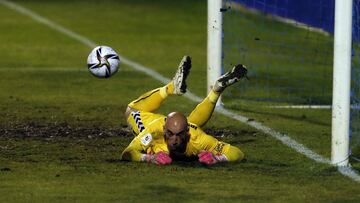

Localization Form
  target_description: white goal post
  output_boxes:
[207,0,223,96]
[331,0,353,166]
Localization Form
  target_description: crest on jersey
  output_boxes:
[141,133,152,146]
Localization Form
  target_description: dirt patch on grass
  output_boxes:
[0,122,132,138]
[205,128,257,139]
[0,122,255,139]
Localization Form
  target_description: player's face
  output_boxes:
[164,127,189,152]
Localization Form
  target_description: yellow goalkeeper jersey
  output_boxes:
[121,115,244,162]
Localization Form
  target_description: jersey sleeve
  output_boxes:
[120,131,153,162]
[192,128,244,162]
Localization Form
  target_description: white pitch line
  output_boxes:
[268,105,360,110]
[338,166,360,182]
[269,105,332,109]
[0,0,97,48]
[2,0,360,183]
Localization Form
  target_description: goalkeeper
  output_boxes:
[121,56,248,165]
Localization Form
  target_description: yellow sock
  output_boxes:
[128,84,170,112]
[166,82,174,95]
[187,90,220,127]
[207,90,220,103]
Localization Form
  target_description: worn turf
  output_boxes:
[1,123,360,202]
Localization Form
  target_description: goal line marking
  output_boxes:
[268,105,360,110]
[2,0,359,183]
[268,105,332,109]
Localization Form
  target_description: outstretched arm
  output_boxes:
[195,131,244,164]
[121,133,172,165]
[120,138,146,162]
[198,145,244,165]
[122,147,172,165]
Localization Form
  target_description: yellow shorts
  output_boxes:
[127,111,165,135]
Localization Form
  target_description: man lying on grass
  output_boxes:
[121,56,247,165]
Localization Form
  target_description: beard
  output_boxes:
[168,142,186,153]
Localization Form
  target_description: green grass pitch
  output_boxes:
[0,0,360,202]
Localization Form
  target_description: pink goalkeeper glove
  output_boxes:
[198,151,217,165]
[143,152,172,165]
[154,151,172,165]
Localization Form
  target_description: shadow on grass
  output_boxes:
[108,157,248,171]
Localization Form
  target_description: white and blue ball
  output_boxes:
[87,46,120,78]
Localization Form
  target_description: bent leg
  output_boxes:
[125,55,192,119]
[127,83,174,113]
[188,64,248,127]
[127,111,165,135]
[124,82,175,134]
[187,90,220,127]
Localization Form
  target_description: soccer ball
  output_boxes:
[87,46,120,78]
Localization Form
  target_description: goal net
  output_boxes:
[220,0,360,163]
[222,0,334,106]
